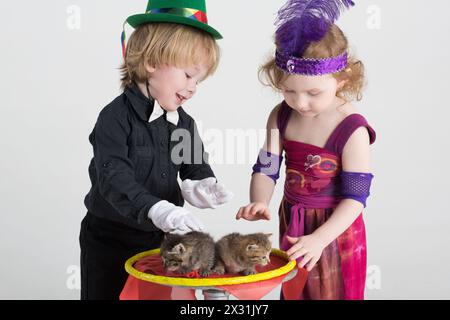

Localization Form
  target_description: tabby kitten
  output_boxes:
[214,233,272,276]
[160,231,216,277]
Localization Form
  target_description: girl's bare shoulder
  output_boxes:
[337,101,359,118]
[336,99,369,118]
[266,103,283,130]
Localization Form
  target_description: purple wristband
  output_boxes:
[252,150,284,183]
[340,171,374,207]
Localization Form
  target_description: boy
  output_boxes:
[80,0,232,300]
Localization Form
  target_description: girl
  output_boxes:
[80,0,232,300]
[237,0,376,300]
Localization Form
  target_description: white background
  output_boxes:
[1,0,449,299]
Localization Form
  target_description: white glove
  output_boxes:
[148,200,206,234]
[181,177,234,209]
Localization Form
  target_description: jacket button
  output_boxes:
[102,162,111,168]
[161,172,167,179]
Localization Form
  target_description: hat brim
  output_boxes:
[127,13,222,39]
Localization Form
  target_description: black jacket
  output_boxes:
[84,84,215,231]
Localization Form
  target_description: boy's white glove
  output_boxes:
[181,177,234,209]
[148,200,205,234]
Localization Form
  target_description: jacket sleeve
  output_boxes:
[92,109,162,224]
[178,119,215,181]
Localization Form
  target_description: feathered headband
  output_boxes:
[275,0,355,76]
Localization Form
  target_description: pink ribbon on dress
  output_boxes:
[281,187,341,262]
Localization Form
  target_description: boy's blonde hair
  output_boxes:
[120,23,220,89]
[259,24,365,101]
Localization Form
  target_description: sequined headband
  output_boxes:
[275,50,348,76]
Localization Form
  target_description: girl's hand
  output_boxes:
[236,202,271,221]
[286,234,327,272]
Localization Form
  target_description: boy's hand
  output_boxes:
[236,202,271,221]
[285,234,327,272]
[181,177,234,209]
[148,200,205,234]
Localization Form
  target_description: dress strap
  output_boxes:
[324,114,376,156]
[277,101,293,139]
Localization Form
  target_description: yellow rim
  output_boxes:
[125,248,296,287]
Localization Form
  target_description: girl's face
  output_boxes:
[146,63,208,112]
[281,74,343,117]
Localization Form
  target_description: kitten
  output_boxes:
[214,232,272,276]
[160,231,215,277]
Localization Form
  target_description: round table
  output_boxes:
[121,248,308,300]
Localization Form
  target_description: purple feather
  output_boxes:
[275,0,355,57]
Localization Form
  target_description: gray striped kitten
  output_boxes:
[160,231,216,277]
[214,233,272,276]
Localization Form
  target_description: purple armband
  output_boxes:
[252,149,284,183]
[340,171,374,207]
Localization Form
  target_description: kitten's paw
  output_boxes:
[213,266,225,275]
[199,269,212,277]
[179,267,191,275]
[242,269,257,276]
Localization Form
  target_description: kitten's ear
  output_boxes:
[169,243,186,254]
[265,233,273,239]
[246,244,259,251]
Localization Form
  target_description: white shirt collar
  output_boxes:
[148,100,179,126]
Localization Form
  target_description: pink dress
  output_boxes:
[277,101,376,300]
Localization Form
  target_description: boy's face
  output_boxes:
[146,63,209,112]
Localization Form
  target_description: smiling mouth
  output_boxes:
[176,93,187,104]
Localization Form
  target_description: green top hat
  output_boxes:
[126,0,222,39]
